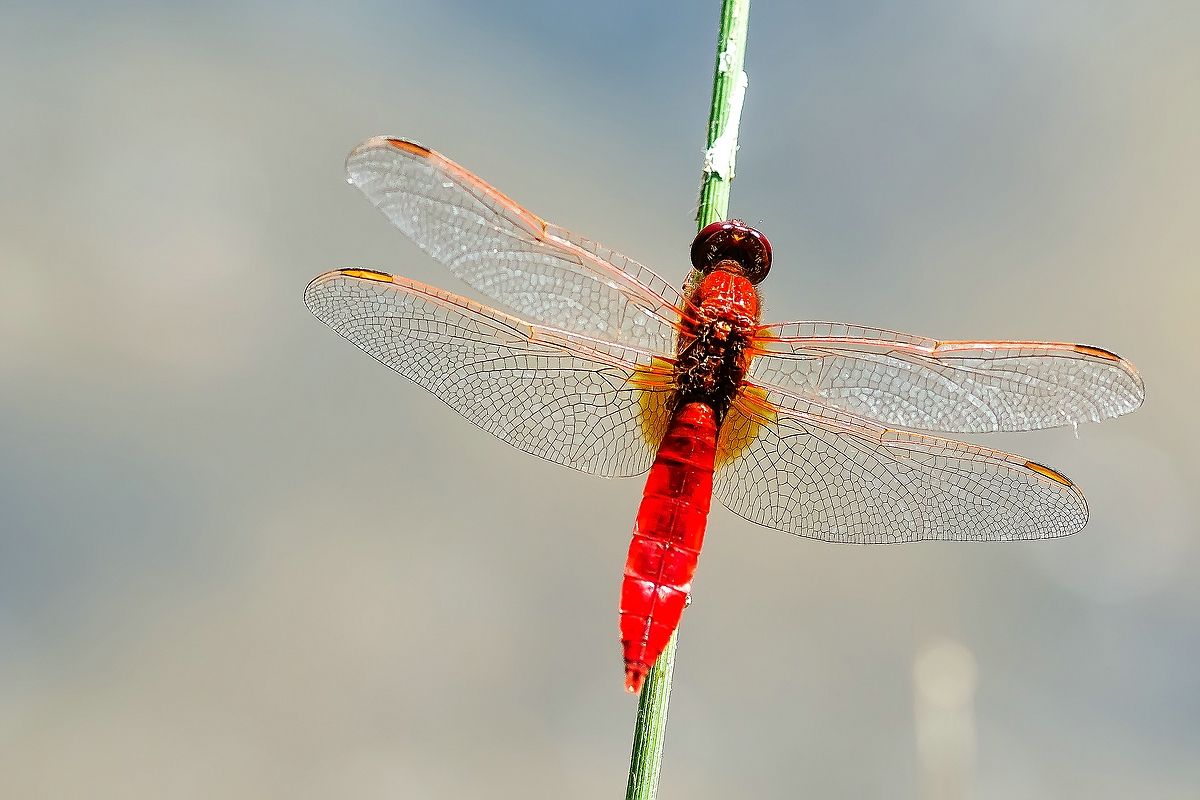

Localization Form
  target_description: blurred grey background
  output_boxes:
[0,1,1196,798]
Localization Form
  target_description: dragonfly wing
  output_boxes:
[345,137,684,356]
[713,384,1087,543]
[305,268,675,478]
[750,321,1144,433]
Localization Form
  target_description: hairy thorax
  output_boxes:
[674,265,761,424]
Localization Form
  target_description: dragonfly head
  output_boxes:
[690,220,772,285]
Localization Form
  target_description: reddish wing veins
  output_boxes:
[714,383,1088,543]
[749,321,1144,433]
[305,268,674,478]
[345,137,683,356]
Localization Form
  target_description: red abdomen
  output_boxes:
[620,401,718,693]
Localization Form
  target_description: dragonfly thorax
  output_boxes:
[675,269,761,425]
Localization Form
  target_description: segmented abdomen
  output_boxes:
[620,401,718,693]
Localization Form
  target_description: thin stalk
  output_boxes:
[624,2,752,800]
[624,631,677,800]
[697,0,752,229]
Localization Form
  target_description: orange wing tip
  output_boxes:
[1073,344,1122,362]
[625,667,648,694]
[339,268,394,283]
[383,137,432,157]
[1024,460,1074,487]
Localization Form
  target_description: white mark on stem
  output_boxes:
[703,70,749,180]
[718,35,737,73]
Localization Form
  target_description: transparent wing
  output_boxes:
[713,384,1088,543]
[305,268,676,478]
[749,321,1144,433]
[344,136,684,356]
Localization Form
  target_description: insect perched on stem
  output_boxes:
[306,137,1144,693]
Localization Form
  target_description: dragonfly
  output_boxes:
[306,137,1144,694]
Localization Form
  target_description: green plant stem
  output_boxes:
[624,2,751,800]
[624,631,677,800]
[697,0,752,228]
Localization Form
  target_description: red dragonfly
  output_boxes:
[306,137,1144,694]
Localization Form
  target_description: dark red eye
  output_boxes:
[689,220,772,285]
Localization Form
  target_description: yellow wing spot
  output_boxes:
[385,138,432,157]
[1024,460,1074,487]
[1074,344,1121,362]
[629,358,676,450]
[340,268,394,283]
[716,386,777,469]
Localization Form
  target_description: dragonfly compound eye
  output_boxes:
[689,220,772,285]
